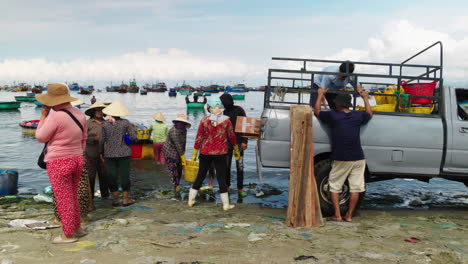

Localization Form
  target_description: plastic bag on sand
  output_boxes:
[33,193,53,203]
[8,219,60,230]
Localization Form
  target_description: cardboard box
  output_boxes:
[235,116,261,138]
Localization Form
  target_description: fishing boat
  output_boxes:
[106,85,119,92]
[226,84,247,93]
[79,86,94,95]
[195,92,204,96]
[204,85,220,93]
[31,86,43,94]
[204,93,212,96]
[179,90,192,96]
[146,82,167,92]
[127,79,139,93]
[69,83,81,91]
[15,95,36,102]
[168,88,177,97]
[19,120,40,129]
[140,89,147,95]
[34,101,42,107]
[0,101,21,110]
[232,94,245,100]
[118,84,128,93]
[11,83,30,92]
[26,93,35,97]
[186,102,205,109]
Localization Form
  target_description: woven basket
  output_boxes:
[183,160,199,183]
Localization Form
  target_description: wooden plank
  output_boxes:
[286,105,323,227]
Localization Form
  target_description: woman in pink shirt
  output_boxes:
[35,83,88,244]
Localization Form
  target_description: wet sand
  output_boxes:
[0,197,467,264]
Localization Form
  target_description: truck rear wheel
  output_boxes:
[314,158,365,217]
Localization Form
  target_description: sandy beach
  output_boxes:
[0,195,466,264]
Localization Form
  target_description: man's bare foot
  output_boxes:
[327,216,342,222]
[344,213,353,222]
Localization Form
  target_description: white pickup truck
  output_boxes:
[256,42,468,215]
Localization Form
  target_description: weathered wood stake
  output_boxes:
[286,105,323,227]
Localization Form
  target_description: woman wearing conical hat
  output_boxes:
[84,102,110,201]
[100,101,137,207]
[149,112,168,164]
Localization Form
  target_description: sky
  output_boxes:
[0,0,467,87]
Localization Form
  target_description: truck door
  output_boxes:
[444,88,468,173]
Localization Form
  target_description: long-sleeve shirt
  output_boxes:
[194,116,237,155]
[36,105,87,162]
[163,127,187,162]
[100,118,137,158]
[150,121,168,143]
[85,118,103,158]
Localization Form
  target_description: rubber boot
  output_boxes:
[188,188,198,207]
[220,192,235,211]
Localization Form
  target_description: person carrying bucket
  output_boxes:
[188,97,240,211]
[162,114,191,193]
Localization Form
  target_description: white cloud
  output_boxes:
[0,48,263,85]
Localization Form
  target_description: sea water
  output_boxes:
[0,90,466,209]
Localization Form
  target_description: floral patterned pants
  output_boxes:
[166,158,182,187]
[47,156,84,236]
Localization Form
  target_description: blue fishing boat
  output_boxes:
[69,83,81,91]
[34,101,42,107]
[226,84,247,93]
[168,88,177,97]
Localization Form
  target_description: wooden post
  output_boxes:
[286,105,323,227]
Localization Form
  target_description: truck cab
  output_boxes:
[256,42,468,215]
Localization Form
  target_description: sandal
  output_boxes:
[74,231,88,238]
[52,235,78,244]
[122,201,135,207]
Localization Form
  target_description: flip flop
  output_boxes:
[74,231,88,238]
[52,236,78,244]
[326,217,343,222]
[123,201,135,207]
[404,237,421,243]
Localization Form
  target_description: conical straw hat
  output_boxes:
[102,100,130,117]
[85,102,107,116]
[71,99,84,106]
[172,113,191,128]
[151,112,166,122]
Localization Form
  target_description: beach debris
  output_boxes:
[255,191,265,197]
[119,205,153,211]
[114,218,129,226]
[224,223,251,228]
[80,259,97,264]
[409,199,423,207]
[1,259,14,264]
[294,255,318,261]
[404,237,421,243]
[133,239,175,248]
[247,232,266,242]
[432,224,455,229]
[33,194,53,203]
[298,233,312,239]
[62,241,97,252]
[8,219,59,230]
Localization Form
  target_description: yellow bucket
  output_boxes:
[136,128,151,140]
[407,105,434,114]
[358,104,396,112]
[183,160,199,183]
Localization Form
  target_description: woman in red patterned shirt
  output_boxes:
[188,97,240,211]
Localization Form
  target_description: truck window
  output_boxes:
[456,89,468,121]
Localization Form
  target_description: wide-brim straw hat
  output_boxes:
[151,112,165,122]
[85,102,107,116]
[36,83,78,107]
[172,113,191,128]
[71,99,84,106]
[102,100,130,117]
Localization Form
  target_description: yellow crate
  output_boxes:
[136,128,151,140]
[183,160,199,183]
[405,105,434,114]
[358,104,396,112]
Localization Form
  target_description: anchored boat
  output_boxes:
[15,95,36,102]
[0,101,21,110]
[186,102,205,109]
[19,120,40,129]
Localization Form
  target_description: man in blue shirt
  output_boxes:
[312,62,355,110]
[314,86,373,222]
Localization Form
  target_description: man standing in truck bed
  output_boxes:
[314,87,373,222]
[312,62,356,110]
